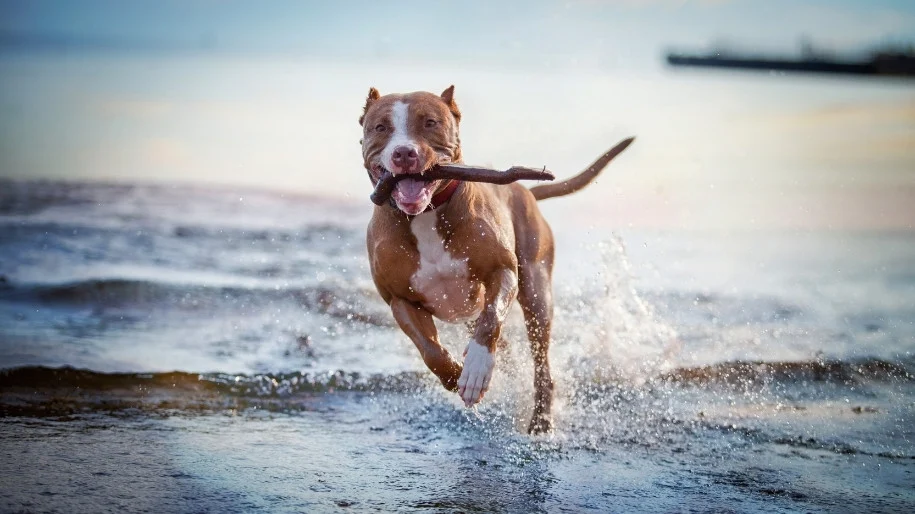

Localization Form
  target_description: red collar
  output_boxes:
[425,180,461,212]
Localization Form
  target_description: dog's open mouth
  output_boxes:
[372,164,442,216]
[392,177,440,215]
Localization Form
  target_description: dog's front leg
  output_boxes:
[458,268,518,407]
[390,297,463,391]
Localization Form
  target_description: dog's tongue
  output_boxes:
[396,178,427,199]
[393,178,433,212]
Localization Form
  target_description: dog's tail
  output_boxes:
[529,137,635,201]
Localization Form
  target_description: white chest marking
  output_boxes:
[409,212,481,322]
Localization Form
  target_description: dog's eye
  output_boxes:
[425,119,438,128]
[375,124,386,133]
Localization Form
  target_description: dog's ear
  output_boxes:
[359,87,381,126]
[440,85,461,123]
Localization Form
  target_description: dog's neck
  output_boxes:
[427,180,461,212]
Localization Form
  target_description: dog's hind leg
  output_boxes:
[518,262,555,434]
[390,298,463,391]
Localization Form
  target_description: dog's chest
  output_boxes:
[409,212,483,323]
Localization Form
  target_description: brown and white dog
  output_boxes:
[360,85,630,433]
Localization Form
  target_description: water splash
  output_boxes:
[553,234,681,385]
[463,234,682,436]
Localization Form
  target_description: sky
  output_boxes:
[1,0,913,230]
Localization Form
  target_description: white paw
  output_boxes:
[457,341,494,407]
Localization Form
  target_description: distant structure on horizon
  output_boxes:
[666,42,915,79]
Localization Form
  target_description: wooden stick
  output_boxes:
[370,164,555,206]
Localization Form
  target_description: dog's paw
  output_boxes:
[437,359,463,392]
[457,341,494,407]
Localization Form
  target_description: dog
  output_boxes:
[359,85,631,433]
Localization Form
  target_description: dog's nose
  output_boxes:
[391,146,419,173]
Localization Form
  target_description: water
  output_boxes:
[1,179,914,512]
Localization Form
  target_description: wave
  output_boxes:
[0,365,432,418]
[0,179,122,216]
[4,277,194,305]
[3,357,911,401]
[0,179,366,231]
[0,277,394,327]
[171,222,357,243]
[658,358,914,386]
[0,366,429,396]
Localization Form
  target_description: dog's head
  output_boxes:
[360,86,462,215]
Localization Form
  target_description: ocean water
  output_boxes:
[1,179,913,513]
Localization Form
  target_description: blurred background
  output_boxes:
[2,0,913,230]
[2,2,914,511]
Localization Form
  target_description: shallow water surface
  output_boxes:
[1,181,913,512]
